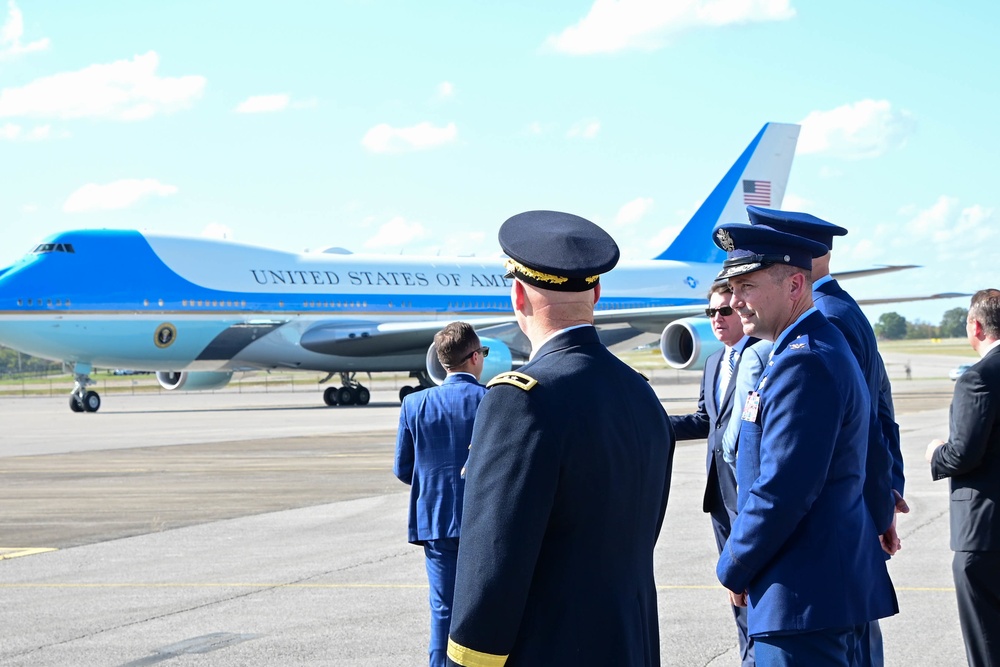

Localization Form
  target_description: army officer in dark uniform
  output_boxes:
[447,210,676,667]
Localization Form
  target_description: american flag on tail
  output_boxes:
[742,179,771,206]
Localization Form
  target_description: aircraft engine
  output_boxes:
[155,371,234,391]
[425,336,514,385]
[659,317,723,371]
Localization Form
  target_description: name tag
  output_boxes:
[742,391,761,423]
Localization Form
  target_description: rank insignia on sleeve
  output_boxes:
[486,371,538,391]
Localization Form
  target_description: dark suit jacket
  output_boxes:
[670,340,756,516]
[931,344,1000,552]
[717,311,898,635]
[394,373,487,544]
[449,326,675,666]
[814,278,899,531]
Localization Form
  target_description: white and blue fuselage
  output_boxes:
[0,229,716,373]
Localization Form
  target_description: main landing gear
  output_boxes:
[397,371,435,403]
[68,365,101,413]
[322,372,371,407]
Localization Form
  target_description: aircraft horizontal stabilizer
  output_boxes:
[832,265,920,281]
[855,292,971,306]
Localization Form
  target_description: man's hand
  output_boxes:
[893,489,909,514]
[880,515,901,555]
[727,588,747,608]
[925,438,945,463]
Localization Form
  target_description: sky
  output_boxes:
[1,0,996,327]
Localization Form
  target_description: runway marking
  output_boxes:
[0,581,957,592]
[0,547,58,560]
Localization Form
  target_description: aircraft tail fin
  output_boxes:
[654,122,800,263]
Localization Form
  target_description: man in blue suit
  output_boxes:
[394,321,488,667]
[670,280,757,666]
[745,207,907,667]
[713,224,898,666]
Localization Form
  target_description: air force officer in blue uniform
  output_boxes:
[395,321,488,667]
[746,207,906,667]
[713,224,898,666]
[447,211,675,667]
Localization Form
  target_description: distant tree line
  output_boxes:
[874,307,969,341]
[0,346,63,378]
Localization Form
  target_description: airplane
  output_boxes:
[0,122,952,413]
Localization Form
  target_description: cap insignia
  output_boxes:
[504,259,568,286]
[716,228,735,251]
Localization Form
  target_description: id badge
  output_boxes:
[742,391,761,423]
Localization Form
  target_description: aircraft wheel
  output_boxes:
[337,386,355,406]
[82,390,101,413]
[399,386,414,402]
[70,395,84,412]
[323,386,339,406]
[356,386,371,406]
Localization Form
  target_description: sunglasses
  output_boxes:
[458,346,490,364]
[705,306,734,317]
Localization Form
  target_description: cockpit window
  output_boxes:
[32,243,75,254]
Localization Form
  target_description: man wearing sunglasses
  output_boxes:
[669,281,757,666]
[394,321,489,667]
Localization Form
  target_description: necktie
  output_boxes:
[718,347,736,404]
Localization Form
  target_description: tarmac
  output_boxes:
[0,352,972,666]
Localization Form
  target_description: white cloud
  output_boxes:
[63,178,178,213]
[798,100,916,159]
[615,197,654,226]
[361,121,457,153]
[545,0,794,55]
[780,192,811,211]
[842,196,996,271]
[201,222,234,240]
[0,122,62,141]
[363,216,427,249]
[567,118,600,139]
[235,94,290,114]
[436,81,454,99]
[644,225,683,255]
[0,51,205,121]
[0,0,49,61]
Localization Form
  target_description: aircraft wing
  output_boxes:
[593,304,708,333]
[832,265,920,281]
[299,316,520,356]
[298,304,707,358]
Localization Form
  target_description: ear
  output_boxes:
[788,271,808,300]
[593,283,602,304]
[971,317,985,340]
[512,279,526,311]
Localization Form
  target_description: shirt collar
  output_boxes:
[772,307,818,355]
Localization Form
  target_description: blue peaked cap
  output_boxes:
[712,223,829,280]
[746,206,847,250]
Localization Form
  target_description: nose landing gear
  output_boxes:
[69,365,101,413]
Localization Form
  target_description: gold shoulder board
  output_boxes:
[486,371,538,391]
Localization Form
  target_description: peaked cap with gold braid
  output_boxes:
[499,210,620,292]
